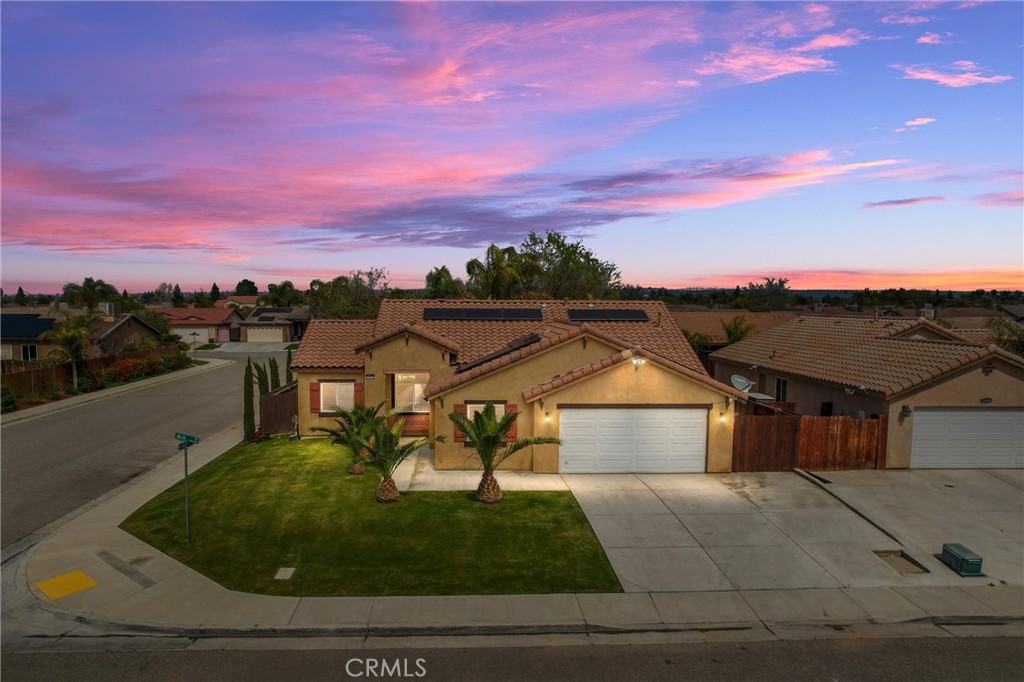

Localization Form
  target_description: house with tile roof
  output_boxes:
[1,314,56,363]
[239,307,311,343]
[292,299,746,473]
[154,307,245,344]
[710,316,1024,469]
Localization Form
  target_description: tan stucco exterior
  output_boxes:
[297,369,365,436]
[430,336,620,471]
[361,335,453,410]
[884,357,1024,468]
[430,336,737,473]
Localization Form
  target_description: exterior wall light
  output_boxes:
[719,410,726,423]
[545,411,551,423]
[900,405,912,419]
[633,357,645,368]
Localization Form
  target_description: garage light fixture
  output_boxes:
[719,410,727,423]
[633,357,645,368]
[900,405,912,419]
[545,411,551,423]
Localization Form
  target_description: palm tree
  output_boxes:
[40,314,93,387]
[448,402,560,504]
[466,244,531,299]
[311,401,390,475]
[351,418,431,503]
[722,315,754,344]
[986,317,1024,356]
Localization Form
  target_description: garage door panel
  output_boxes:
[560,407,707,473]
[911,408,1024,469]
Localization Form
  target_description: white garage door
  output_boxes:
[559,407,707,473]
[247,327,284,343]
[911,408,1024,469]
[172,327,208,344]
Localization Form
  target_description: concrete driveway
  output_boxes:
[561,470,1024,594]
[815,469,1024,586]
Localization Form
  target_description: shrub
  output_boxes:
[142,357,163,376]
[162,352,190,371]
[107,358,146,384]
[1,385,16,414]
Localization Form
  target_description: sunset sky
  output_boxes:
[2,1,1022,294]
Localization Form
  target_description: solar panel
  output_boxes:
[258,316,276,322]
[567,309,649,322]
[423,308,455,320]
[500,308,543,321]
[465,308,503,320]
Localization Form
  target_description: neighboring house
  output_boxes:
[89,314,163,356]
[292,300,746,474]
[0,314,56,363]
[155,307,245,344]
[240,307,310,342]
[995,304,1024,323]
[710,316,1024,470]
[214,295,261,309]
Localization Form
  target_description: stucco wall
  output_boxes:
[296,370,365,436]
[430,336,619,471]
[432,338,736,473]
[536,360,736,473]
[714,361,886,417]
[885,358,1024,468]
[362,335,454,411]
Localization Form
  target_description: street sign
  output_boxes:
[174,432,200,444]
[178,442,191,451]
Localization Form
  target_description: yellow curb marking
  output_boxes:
[35,570,98,600]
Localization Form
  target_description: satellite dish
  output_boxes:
[731,375,753,392]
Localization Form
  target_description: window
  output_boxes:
[21,345,37,362]
[320,381,355,413]
[393,372,430,413]
[775,377,788,403]
[466,401,506,419]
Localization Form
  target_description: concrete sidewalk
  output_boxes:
[4,439,1022,652]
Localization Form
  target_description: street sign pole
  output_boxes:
[183,444,191,546]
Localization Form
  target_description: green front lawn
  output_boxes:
[121,439,621,596]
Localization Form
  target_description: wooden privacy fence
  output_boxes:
[259,381,298,435]
[0,345,179,401]
[733,413,887,472]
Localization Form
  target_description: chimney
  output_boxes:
[873,308,878,321]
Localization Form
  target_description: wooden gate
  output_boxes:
[733,414,887,472]
[259,381,298,435]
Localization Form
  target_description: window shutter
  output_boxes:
[309,382,320,414]
[506,404,518,443]
[453,404,468,443]
[354,382,365,407]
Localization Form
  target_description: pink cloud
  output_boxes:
[863,196,945,209]
[972,191,1024,207]
[916,32,948,45]
[905,117,937,127]
[880,14,933,26]
[894,61,1013,87]
[793,29,868,52]
[697,44,833,84]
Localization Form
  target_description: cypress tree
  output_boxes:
[268,357,281,391]
[285,348,294,384]
[243,358,255,438]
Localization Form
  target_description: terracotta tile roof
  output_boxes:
[355,323,461,353]
[214,295,260,308]
[155,307,235,325]
[710,316,1022,397]
[241,307,311,326]
[290,319,376,370]
[523,347,749,403]
[423,324,585,398]
[949,328,998,344]
[669,310,797,343]
[374,299,701,371]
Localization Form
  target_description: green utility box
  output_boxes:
[939,543,983,576]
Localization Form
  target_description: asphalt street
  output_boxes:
[3,637,1022,682]
[0,350,284,548]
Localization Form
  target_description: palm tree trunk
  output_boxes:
[475,472,502,504]
[376,477,400,503]
[348,460,365,475]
